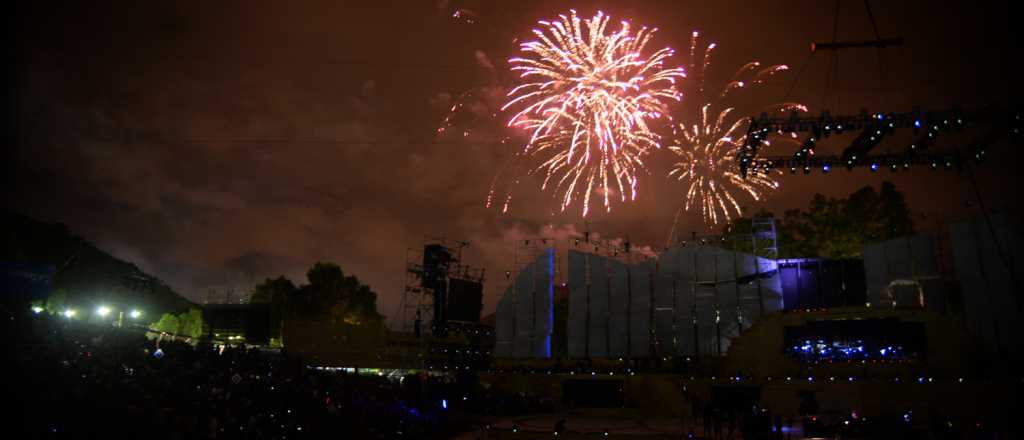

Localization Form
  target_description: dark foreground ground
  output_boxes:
[6,305,1015,439]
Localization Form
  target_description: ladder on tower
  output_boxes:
[751,217,779,259]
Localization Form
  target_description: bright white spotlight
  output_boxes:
[96,306,111,317]
[63,309,77,318]
[31,306,44,314]
[130,309,142,319]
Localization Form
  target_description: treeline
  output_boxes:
[2,211,194,316]
[248,262,385,344]
[720,181,915,258]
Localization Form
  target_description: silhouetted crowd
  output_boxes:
[7,309,469,439]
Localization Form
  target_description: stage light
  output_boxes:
[902,162,910,170]
[803,166,811,174]
[63,309,76,318]
[130,310,142,319]
[890,163,898,172]
[32,306,44,314]
[870,163,879,172]
[822,164,830,173]
[789,166,797,174]
[96,306,111,317]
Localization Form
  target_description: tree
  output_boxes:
[177,308,205,339]
[299,262,383,325]
[44,289,68,315]
[876,181,914,238]
[250,276,296,340]
[242,262,387,350]
[151,309,204,339]
[250,276,297,304]
[152,313,180,334]
[721,181,915,258]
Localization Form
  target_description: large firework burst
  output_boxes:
[499,10,685,217]
[668,31,804,226]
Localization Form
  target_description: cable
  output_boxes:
[863,0,882,40]
[781,53,813,104]
[822,0,842,111]
[963,158,1023,312]
[864,0,888,94]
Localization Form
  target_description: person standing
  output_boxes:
[714,409,723,440]
[703,406,713,439]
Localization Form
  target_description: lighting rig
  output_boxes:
[737,107,1021,178]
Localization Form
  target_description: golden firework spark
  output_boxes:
[669,31,804,225]
[499,10,685,217]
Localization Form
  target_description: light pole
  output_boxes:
[63,309,76,328]
[128,309,142,329]
[96,306,111,326]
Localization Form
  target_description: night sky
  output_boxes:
[7,0,1017,319]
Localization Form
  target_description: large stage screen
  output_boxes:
[447,278,483,323]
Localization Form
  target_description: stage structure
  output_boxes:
[778,258,868,310]
[399,238,485,338]
[494,239,557,358]
[863,234,943,309]
[737,106,1018,178]
[497,240,783,359]
[950,215,1024,362]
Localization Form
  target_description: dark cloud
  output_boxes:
[9,0,1017,323]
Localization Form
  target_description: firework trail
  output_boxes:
[498,10,685,217]
[436,86,505,138]
[435,3,512,138]
[667,31,805,227]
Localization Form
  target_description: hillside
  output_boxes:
[1,211,194,316]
